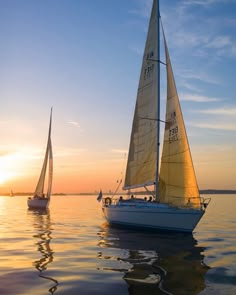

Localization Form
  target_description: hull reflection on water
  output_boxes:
[29,208,58,294]
[98,226,210,295]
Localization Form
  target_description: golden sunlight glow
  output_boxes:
[0,171,13,185]
[0,150,35,187]
[0,157,19,185]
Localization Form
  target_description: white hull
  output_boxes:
[27,197,50,209]
[102,202,205,233]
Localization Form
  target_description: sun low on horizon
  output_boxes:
[0,144,53,194]
[0,153,20,185]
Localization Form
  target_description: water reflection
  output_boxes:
[98,226,210,295]
[29,209,58,294]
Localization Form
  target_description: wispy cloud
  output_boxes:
[179,81,201,93]
[198,107,236,115]
[180,0,235,9]
[161,0,236,60]
[191,122,236,131]
[179,70,220,85]
[206,35,232,49]
[203,34,236,58]
[67,121,80,127]
[180,93,221,102]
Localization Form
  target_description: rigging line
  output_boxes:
[146,58,166,66]
[120,152,127,178]
[111,153,127,199]
[111,179,122,199]
[139,116,167,123]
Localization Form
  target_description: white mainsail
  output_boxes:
[124,0,159,190]
[34,108,53,198]
[158,29,200,208]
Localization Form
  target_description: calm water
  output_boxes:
[0,194,235,295]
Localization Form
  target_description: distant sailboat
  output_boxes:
[100,0,210,232]
[28,108,53,209]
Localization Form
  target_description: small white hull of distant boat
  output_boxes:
[27,197,50,209]
[102,203,205,233]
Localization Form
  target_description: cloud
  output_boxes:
[203,34,236,58]
[179,0,234,9]
[67,121,80,127]
[198,107,236,115]
[160,1,236,60]
[206,35,232,49]
[179,81,201,93]
[180,93,221,102]
[190,122,236,131]
[179,70,220,85]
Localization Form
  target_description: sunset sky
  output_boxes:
[0,0,235,194]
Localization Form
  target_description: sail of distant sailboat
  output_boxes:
[28,108,53,209]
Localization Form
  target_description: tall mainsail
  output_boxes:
[34,109,52,197]
[124,0,159,190]
[159,30,200,208]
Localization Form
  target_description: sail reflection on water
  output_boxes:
[98,226,209,295]
[29,209,58,294]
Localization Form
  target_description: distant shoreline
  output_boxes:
[1,189,236,196]
[199,189,236,194]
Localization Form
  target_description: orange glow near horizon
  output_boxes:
[0,149,126,194]
[0,145,235,194]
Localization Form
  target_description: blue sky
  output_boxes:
[0,0,235,193]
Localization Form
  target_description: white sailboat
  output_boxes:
[100,0,210,233]
[28,108,53,209]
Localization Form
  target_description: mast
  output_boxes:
[155,0,160,201]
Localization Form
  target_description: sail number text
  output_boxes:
[169,126,178,143]
[144,64,154,80]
